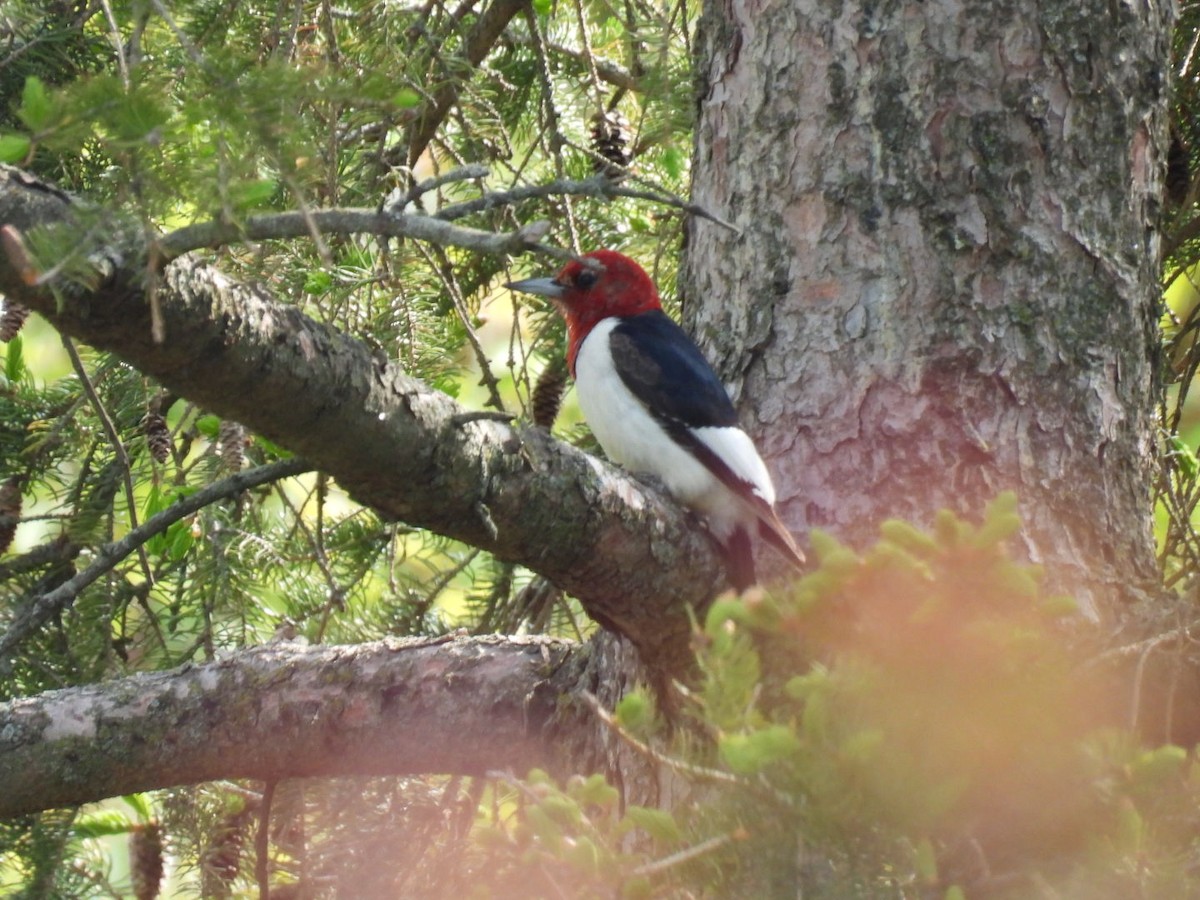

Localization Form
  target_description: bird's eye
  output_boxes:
[575,269,598,289]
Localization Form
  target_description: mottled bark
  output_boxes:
[687,0,1171,619]
[0,634,647,818]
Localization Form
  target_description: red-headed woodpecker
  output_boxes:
[507,249,804,590]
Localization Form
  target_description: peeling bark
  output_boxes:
[686,0,1170,619]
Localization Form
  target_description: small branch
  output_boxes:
[0,536,81,583]
[633,832,741,878]
[507,34,640,91]
[256,780,275,899]
[61,336,154,586]
[1083,621,1200,666]
[580,691,745,787]
[0,458,313,663]
[406,0,528,166]
[157,208,551,261]
[435,175,740,234]
[383,163,491,213]
[34,182,722,271]
[96,0,130,93]
[420,242,507,410]
[605,182,739,234]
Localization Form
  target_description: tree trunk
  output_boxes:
[686,0,1171,619]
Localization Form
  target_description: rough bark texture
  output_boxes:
[0,635,593,817]
[0,166,720,672]
[686,0,1171,619]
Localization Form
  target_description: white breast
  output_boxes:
[573,319,775,538]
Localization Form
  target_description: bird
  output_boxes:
[507,249,805,590]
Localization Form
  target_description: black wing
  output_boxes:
[608,311,738,430]
[608,312,753,495]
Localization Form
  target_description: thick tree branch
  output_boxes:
[0,165,723,672]
[0,635,584,818]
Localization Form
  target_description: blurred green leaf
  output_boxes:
[719,725,801,775]
[229,178,278,212]
[122,793,153,821]
[1168,434,1198,480]
[195,414,221,439]
[661,145,684,180]
[4,334,25,383]
[305,270,334,295]
[0,134,31,163]
[614,689,654,734]
[623,806,682,845]
[18,76,53,131]
[73,810,132,839]
[571,773,619,810]
[393,88,422,108]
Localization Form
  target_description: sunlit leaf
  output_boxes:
[18,76,53,131]
[0,134,31,163]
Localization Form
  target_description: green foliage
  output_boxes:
[0,134,31,164]
[615,687,658,736]
[462,500,1200,898]
[462,769,671,898]
[17,75,54,133]
[3,334,25,384]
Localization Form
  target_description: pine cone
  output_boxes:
[218,421,247,472]
[203,808,252,894]
[129,822,164,900]
[532,358,568,428]
[0,301,30,342]
[590,111,632,178]
[1167,127,1192,208]
[0,477,21,556]
[142,412,172,464]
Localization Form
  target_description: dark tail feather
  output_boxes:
[724,526,757,592]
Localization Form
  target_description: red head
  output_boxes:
[507,250,662,372]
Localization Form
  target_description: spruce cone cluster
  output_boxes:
[590,110,632,178]
[0,301,30,342]
[532,357,568,428]
[129,822,164,900]
[203,807,253,893]
[142,412,172,464]
[0,477,21,556]
[218,420,247,471]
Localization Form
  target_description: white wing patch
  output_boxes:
[690,425,777,506]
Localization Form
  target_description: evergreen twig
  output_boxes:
[0,458,313,662]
